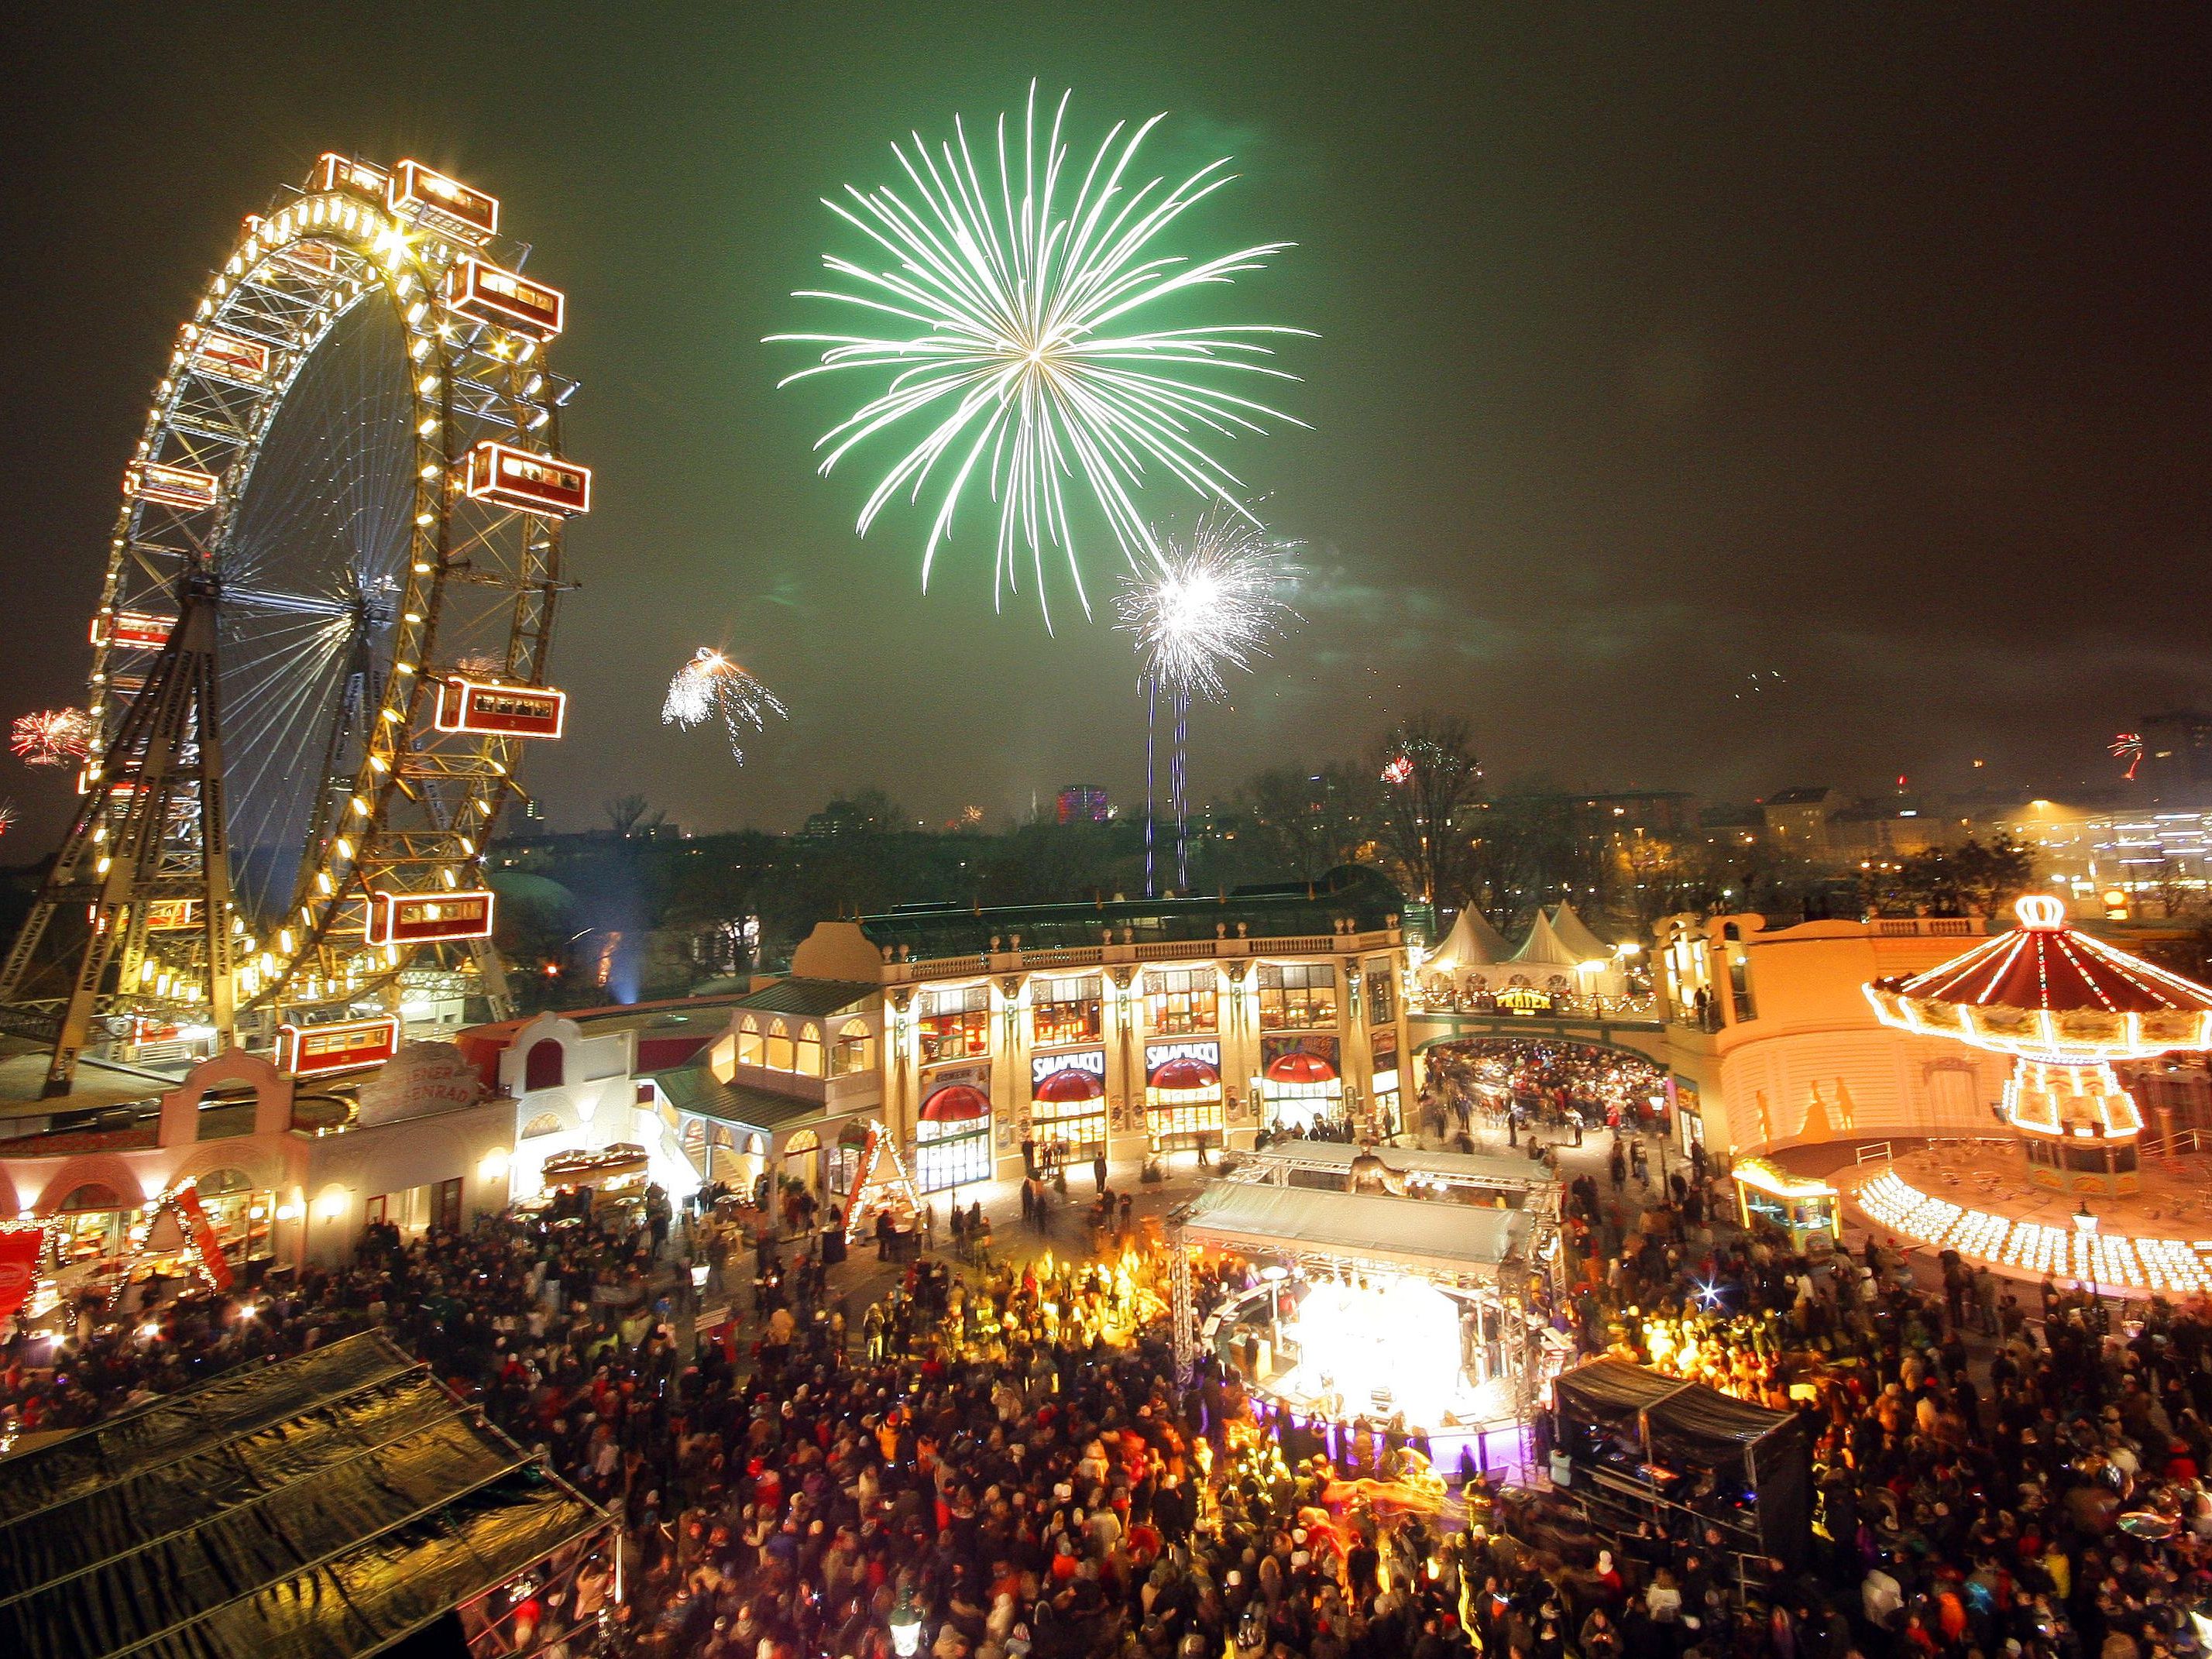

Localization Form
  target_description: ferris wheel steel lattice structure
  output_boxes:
[0,153,589,1094]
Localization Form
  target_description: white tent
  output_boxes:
[1545,903,1616,964]
[1425,906,1510,975]
[1506,910,1627,998]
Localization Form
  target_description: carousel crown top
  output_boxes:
[1865,894,2212,1062]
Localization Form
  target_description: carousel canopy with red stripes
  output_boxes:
[919,1084,991,1122]
[1265,1050,1337,1085]
[1033,1066,1104,1104]
[1884,895,2212,1016]
[1149,1056,1220,1091]
[1865,895,2212,1062]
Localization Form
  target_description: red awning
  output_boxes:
[920,1084,991,1123]
[1266,1051,1338,1085]
[1033,1067,1104,1104]
[1149,1056,1220,1091]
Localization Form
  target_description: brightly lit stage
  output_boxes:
[1841,1139,2212,1297]
[1171,1180,1569,1476]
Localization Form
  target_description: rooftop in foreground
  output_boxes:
[0,1330,610,1659]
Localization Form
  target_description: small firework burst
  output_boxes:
[11,708,93,767]
[2111,732,2145,780]
[661,649,788,763]
[0,800,16,836]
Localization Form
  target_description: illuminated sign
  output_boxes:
[1031,1049,1107,1091]
[193,329,270,386]
[125,462,218,510]
[311,153,391,201]
[389,160,498,242]
[364,888,495,946]
[1145,1039,1221,1084]
[450,258,565,338]
[92,610,176,649]
[1495,987,1553,1013]
[460,441,590,517]
[433,675,566,739]
[143,898,200,931]
[277,1016,401,1077]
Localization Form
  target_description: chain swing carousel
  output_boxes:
[1852,895,2212,1294]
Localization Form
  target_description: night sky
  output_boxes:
[3,5,2208,846]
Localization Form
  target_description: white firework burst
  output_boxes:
[661,648,789,764]
[771,82,1310,624]
[1115,512,1295,703]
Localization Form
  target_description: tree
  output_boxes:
[1371,713,1483,909]
[603,793,665,837]
[1240,763,1376,882]
[1874,835,2035,919]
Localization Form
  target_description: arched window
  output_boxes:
[524,1039,565,1093]
[520,1111,563,1139]
[191,1167,252,1197]
[59,1182,124,1212]
[830,1020,874,1077]
[785,1128,820,1155]
[795,1023,824,1077]
[737,1015,764,1068]
[765,1020,795,1072]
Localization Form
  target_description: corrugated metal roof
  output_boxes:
[0,1331,609,1659]
[651,1062,826,1132]
[859,866,1403,961]
[1173,1180,1532,1276]
[727,978,879,1016]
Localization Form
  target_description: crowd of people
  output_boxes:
[1417,1041,1672,1152]
[8,1102,2212,1659]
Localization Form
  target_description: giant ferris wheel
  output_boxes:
[0,153,588,1094]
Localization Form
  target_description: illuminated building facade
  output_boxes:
[1055,784,1112,824]
[659,867,1413,1197]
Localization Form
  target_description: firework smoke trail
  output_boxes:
[1116,512,1296,892]
[11,708,92,767]
[661,649,789,764]
[771,82,1310,627]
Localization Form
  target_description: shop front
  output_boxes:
[1369,1025,1401,1134]
[916,1063,992,1194]
[1030,1049,1108,1166]
[1146,1041,1224,1152]
[1261,1036,1341,1132]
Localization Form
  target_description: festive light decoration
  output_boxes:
[841,1119,926,1242]
[660,648,788,763]
[11,707,93,766]
[1853,1167,2212,1297]
[1114,511,1294,891]
[1867,893,2212,1196]
[2111,731,2145,780]
[770,83,1310,623]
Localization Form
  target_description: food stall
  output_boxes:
[1730,1156,1841,1253]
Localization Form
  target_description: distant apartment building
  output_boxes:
[1761,787,1843,857]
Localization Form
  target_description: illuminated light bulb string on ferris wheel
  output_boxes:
[1115,511,1296,894]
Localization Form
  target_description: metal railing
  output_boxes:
[881,927,1403,984]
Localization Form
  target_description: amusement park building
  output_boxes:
[1652,912,2014,1159]
[608,868,1417,1204]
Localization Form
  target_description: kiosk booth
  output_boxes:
[1550,1356,1811,1569]
[1730,1157,1841,1253]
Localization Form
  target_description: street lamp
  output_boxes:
[888,1585,922,1657]
[2074,1201,2100,1305]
